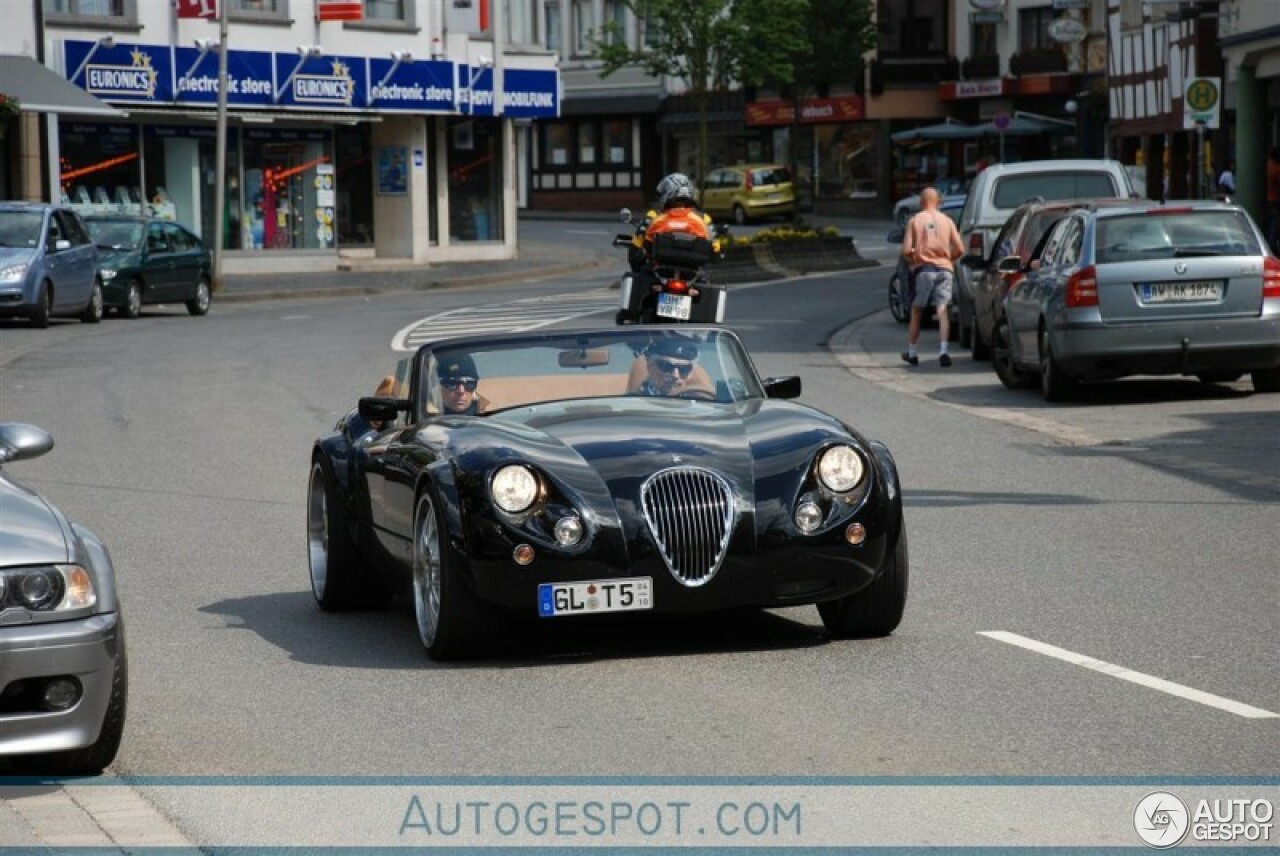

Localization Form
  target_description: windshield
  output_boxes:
[1095,210,1263,263]
[992,173,1120,209]
[0,211,44,248]
[85,219,145,250]
[423,328,763,416]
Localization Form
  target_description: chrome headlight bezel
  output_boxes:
[490,464,541,515]
[815,444,867,494]
[0,563,98,616]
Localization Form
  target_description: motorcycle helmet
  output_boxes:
[656,172,697,210]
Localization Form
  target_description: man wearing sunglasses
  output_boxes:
[636,338,702,397]
[438,353,483,415]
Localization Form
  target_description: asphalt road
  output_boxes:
[0,221,1276,845]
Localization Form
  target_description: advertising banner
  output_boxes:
[65,41,175,104]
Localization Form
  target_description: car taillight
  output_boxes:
[968,232,984,258]
[1065,265,1098,307]
[667,279,689,294]
[1265,256,1280,299]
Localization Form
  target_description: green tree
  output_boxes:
[596,0,806,195]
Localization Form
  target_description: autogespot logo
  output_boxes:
[1135,792,1191,848]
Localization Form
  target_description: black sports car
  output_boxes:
[308,326,907,660]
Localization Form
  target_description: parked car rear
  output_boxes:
[0,202,103,328]
[1001,200,1280,400]
[697,164,795,224]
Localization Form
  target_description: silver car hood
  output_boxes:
[0,477,70,566]
[0,246,37,267]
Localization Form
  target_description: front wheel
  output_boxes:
[121,279,143,319]
[187,277,211,316]
[888,274,909,323]
[80,279,103,324]
[30,281,51,329]
[818,526,908,638]
[733,204,748,226]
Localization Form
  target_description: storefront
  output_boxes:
[56,38,557,272]
[744,95,874,211]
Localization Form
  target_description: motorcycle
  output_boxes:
[614,207,729,325]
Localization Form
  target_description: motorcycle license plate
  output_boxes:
[657,292,692,320]
[538,577,654,617]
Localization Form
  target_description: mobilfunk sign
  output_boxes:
[62,39,556,117]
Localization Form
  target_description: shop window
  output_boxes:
[141,125,218,240]
[541,122,572,167]
[335,125,374,246]
[241,128,335,251]
[603,120,631,166]
[577,124,597,165]
[815,123,878,200]
[544,1,562,54]
[58,123,142,219]
[877,0,947,56]
[43,0,136,25]
[448,118,503,243]
[1019,6,1054,51]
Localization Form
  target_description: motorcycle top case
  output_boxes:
[650,231,715,269]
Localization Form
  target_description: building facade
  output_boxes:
[1219,0,1280,227]
[2,0,560,274]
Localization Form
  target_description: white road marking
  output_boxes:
[978,631,1280,719]
[390,293,618,352]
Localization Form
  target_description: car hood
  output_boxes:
[0,246,37,268]
[0,476,71,566]
[96,247,140,267]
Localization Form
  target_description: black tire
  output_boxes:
[307,459,388,610]
[1039,327,1078,402]
[186,276,211,316]
[1252,368,1280,393]
[80,279,103,324]
[733,204,748,226]
[888,274,909,323]
[121,279,143,319]
[958,319,972,349]
[993,319,1035,390]
[971,319,992,361]
[818,526,908,638]
[4,625,128,776]
[412,486,502,660]
[30,281,51,329]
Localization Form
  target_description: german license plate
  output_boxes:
[657,292,692,320]
[538,577,653,617]
[1139,280,1223,303]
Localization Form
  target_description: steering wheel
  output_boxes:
[676,388,718,402]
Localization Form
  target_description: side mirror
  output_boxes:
[762,376,802,399]
[358,396,410,424]
[619,207,633,224]
[0,422,54,464]
[996,255,1022,274]
[53,238,72,252]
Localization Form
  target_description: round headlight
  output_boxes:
[816,445,865,493]
[795,501,823,533]
[553,516,583,546]
[19,570,60,610]
[491,464,539,514]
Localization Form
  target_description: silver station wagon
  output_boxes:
[1000,201,1280,401]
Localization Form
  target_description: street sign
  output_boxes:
[1048,18,1088,44]
[993,111,1011,131]
[1183,76,1221,129]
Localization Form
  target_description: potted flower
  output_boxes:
[0,93,20,118]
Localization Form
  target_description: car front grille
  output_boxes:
[640,467,734,586]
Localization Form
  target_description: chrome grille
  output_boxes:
[641,467,734,586]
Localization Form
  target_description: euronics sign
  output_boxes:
[63,39,557,117]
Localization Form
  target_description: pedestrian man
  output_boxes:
[1217,159,1236,196]
[900,187,965,367]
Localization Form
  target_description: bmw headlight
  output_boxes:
[0,263,31,283]
[100,268,118,281]
[815,445,866,493]
[0,564,97,612]
[491,464,540,514]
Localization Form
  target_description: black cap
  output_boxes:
[437,353,478,380]
[649,337,698,361]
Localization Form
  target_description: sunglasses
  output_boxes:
[441,377,478,391]
[653,359,694,377]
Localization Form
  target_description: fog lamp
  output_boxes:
[553,516,583,547]
[513,544,536,566]
[43,678,80,711]
[845,522,866,545]
[795,501,823,533]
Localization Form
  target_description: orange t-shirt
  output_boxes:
[903,208,963,271]
[1268,157,1280,203]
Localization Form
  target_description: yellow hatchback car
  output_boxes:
[697,164,795,225]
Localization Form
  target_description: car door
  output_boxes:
[164,223,202,301]
[143,223,177,299]
[60,211,98,310]
[975,211,1026,344]
[1008,218,1069,365]
[700,170,725,216]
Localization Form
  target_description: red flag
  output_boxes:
[317,0,363,21]
[175,0,217,19]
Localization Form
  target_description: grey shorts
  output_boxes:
[911,269,953,309]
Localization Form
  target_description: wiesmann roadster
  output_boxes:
[307,326,907,660]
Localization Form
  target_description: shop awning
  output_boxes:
[0,54,123,117]
[891,119,982,142]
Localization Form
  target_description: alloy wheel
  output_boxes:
[412,494,443,648]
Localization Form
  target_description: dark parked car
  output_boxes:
[83,216,212,318]
[308,326,907,660]
[0,202,103,328]
[1001,200,1280,400]
[0,423,127,775]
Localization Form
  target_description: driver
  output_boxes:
[636,337,702,397]
[438,353,483,415]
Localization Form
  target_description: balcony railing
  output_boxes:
[962,53,1000,80]
[1010,48,1068,75]
[870,56,960,93]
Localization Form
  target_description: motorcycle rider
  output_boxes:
[645,172,712,245]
